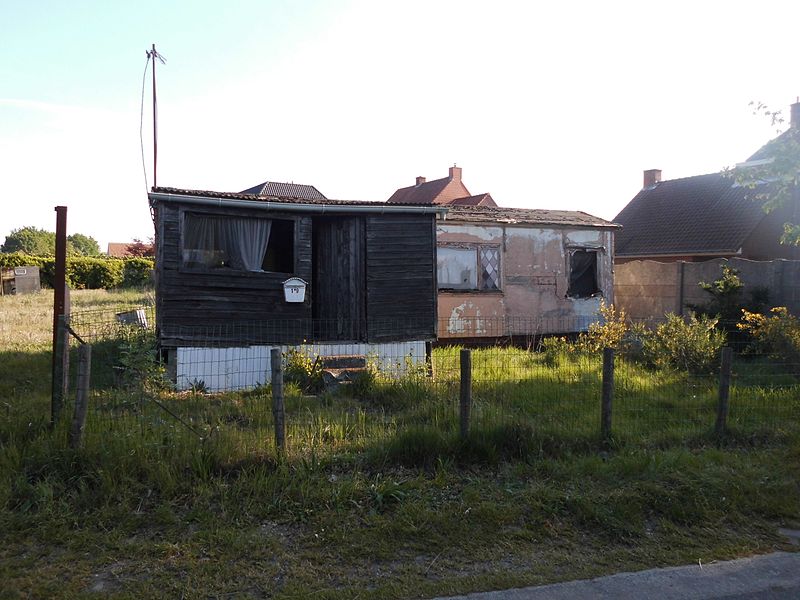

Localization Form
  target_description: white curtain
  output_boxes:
[184,214,271,271]
[226,217,271,271]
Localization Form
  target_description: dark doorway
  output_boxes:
[312,217,366,341]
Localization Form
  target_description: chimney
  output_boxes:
[643,169,662,188]
[416,176,426,186]
[449,164,462,181]
[791,99,800,129]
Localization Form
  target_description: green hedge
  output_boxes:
[0,253,154,289]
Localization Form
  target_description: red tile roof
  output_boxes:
[447,193,497,207]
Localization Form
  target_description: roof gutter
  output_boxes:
[148,192,450,217]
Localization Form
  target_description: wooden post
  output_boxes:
[69,345,92,449]
[51,206,68,425]
[271,348,286,451]
[601,348,615,440]
[425,341,434,378]
[716,347,733,436]
[460,348,472,438]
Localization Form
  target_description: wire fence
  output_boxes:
[53,306,800,460]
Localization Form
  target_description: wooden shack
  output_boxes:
[148,187,445,391]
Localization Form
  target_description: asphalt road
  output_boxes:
[434,552,800,600]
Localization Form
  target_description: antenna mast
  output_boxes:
[147,44,166,188]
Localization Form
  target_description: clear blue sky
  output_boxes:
[2,0,798,250]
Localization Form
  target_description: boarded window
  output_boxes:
[437,245,501,291]
[568,249,599,298]
[183,214,294,273]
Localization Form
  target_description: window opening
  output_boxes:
[568,249,599,298]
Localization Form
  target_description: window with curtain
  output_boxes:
[182,213,294,273]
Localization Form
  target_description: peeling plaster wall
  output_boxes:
[437,223,615,337]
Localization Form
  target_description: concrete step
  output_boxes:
[319,355,367,370]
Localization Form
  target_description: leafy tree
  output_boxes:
[125,238,155,258]
[1,226,56,255]
[728,102,800,245]
[68,233,101,256]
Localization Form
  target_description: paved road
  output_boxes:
[434,552,800,600]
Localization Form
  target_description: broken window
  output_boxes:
[182,213,294,273]
[567,249,600,298]
[437,245,501,291]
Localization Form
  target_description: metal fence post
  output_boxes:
[716,347,733,436]
[271,348,286,451]
[601,347,615,440]
[51,314,68,425]
[69,344,92,449]
[460,348,472,438]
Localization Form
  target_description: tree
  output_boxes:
[1,226,56,255]
[68,233,101,256]
[728,102,800,246]
[125,238,155,258]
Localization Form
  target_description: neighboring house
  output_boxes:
[240,180,328,200]
[614,101,800,263]
[387,166,497,207]
[107,242,134,258]
[148,186,445,391]
[387,166,618,338]
[436,206,619,338]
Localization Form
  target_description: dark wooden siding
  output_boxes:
[365,214,437,341]
[156,203,312,347]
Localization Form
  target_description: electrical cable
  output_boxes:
[139,51,152,193]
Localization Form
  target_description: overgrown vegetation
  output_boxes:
[1,291,798,598]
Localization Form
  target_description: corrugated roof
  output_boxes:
[613,173,769,256]
[239,181,327,200]
[443,205,619,228]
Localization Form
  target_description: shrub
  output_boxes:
[576,302,629,353]
[641,313,726,374]
[284,350,323,393]
[67,257,123,289]
[738,307,800,366]
[122,258,154,288]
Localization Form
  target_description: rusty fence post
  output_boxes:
[460,349,472,439]
[69,344,92,449]
[601,348,615,441]
[716,347,733,436]
[271,348,286,451]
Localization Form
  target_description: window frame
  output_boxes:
[178,208,298,276]
[566,246,602,299]
[436,242,502,292]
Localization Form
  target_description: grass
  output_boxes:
[1,290,799,598]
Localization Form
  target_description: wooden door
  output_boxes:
[312,217,366,341]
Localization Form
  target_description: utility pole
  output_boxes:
[147,44,165,189]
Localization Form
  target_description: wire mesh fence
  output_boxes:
[56,307,800,461]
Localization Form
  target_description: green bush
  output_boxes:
[642,313,726,374]
[739,307,800,366]
[0,253,153,289]
[576,302,629,353]
[67,257,123,289]
[122,258,154,288]
[284,349,323,393]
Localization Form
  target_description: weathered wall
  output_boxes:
[436,223,615,337]
[615,258,800,320]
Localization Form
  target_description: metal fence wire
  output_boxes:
[59,307,800,457]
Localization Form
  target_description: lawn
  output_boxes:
[1,290,799,599]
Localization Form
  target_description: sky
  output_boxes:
[1,0,798,251]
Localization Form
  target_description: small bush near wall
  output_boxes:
[739,307,800,367]
[642,313,726,374]
[0,253,154,289]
